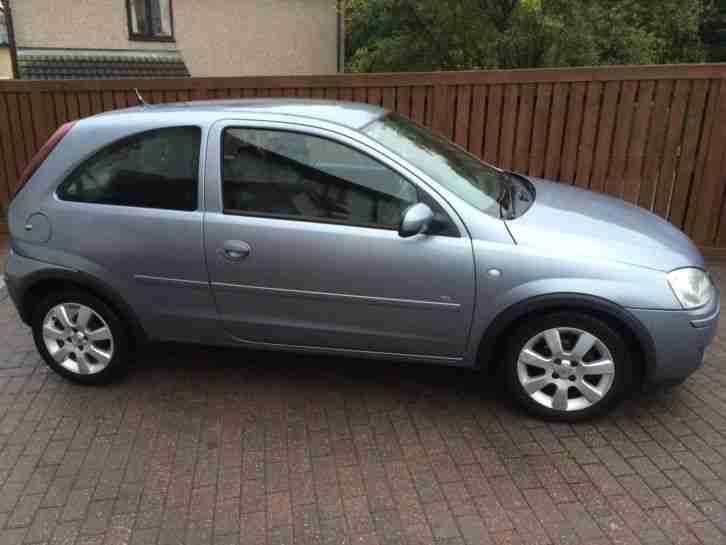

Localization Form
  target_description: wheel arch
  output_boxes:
[16,269,148,346]
[476,293,656,383]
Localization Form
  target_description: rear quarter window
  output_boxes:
[58,126,201,211]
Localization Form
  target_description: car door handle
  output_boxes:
[221,240,251,261]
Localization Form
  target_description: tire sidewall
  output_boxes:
[503,312,633,421]
[32,290,129,385]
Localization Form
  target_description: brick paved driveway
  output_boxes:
[2,254,726,544]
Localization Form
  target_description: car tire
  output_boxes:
[503,312,633,421]
[31,290,131,385]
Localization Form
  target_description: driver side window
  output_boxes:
[222,128,419,229]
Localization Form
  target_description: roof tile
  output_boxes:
[17,48,190,80]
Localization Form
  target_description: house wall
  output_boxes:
[0,48,11,78]
[10,0,338,76]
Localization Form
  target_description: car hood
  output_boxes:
[505,178,704,272]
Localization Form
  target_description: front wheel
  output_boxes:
[32,290,131,385]
[503,312,633,421]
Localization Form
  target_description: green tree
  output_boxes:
[345,0,706,72]
[701,0,726,61]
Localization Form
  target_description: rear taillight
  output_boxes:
[13,121,77,199]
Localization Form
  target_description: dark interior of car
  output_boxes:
[222,139,414,227]
[104,170,197,211]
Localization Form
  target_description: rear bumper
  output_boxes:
[3,249,76,325]
[628,294,720,386]
[4,250,31,323]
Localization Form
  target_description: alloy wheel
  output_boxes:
[42,303,114,376]
[516,327,615,412]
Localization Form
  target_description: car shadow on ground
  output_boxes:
[122,341,673,421]
[131,341,493,395]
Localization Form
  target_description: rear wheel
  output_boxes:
[32,290,130,384]
[503,312,633,420]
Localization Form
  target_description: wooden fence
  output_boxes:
[1,64,726,252]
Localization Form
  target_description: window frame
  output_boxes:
[56,125,203,212]
[219,125,459,236]
[126,0,175,42]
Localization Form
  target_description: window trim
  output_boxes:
[56,125,202,212]
[220,126,459,236]
[126,0,175,42]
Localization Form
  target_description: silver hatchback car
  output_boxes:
[3,99,720,420]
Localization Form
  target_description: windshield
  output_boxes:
[363,113,506,217]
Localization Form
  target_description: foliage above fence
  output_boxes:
[0,64,725,250]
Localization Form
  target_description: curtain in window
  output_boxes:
[130,0,171,37]
[151,0,172,36]
[129,0,147,35]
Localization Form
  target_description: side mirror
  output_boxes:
[399,203,434,238]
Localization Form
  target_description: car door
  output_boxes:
[203,120,476,360]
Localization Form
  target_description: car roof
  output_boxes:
[93,98,388,130]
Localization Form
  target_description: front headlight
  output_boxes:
[667,268,714,309]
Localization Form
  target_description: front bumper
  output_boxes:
[628,292,720,386]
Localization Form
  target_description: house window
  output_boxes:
[127,0,174,41]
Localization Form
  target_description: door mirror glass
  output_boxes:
[399,203,433,238]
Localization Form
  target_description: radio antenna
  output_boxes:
[134,88,149,107]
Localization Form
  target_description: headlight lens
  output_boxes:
[667,268,714,309]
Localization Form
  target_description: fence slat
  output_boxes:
[339,87,354,102]
[543,82,569,180]
[589,81,620,193]
[410,87,426,124]
[367,87,382,107]
[113,90,128,110]
[88,92,103,115]
[693,79,726,244]
[498,85,519,170]
[560,82,586,184]
[454,85,471,148]
[53,92,68,125]
[0,94,13,207]
[529,83,552,178]
[382,87,395,110]
[77,93,92,117]
[604,81,637,198]
[685,81,719,236]
[483,85,502,165]
[574,82,603,188]
[18,94,36,168]
[513,84,535,173]
[654,80,691,218]
[352,86,366,104]
[670,79,708,227]
[638,80,674,210]
[622,81,655,204]
[392,87,406,115]
[431,85,450,137]
[5,94,25,185]
[1,66,726,249]
[468,85,487,158]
